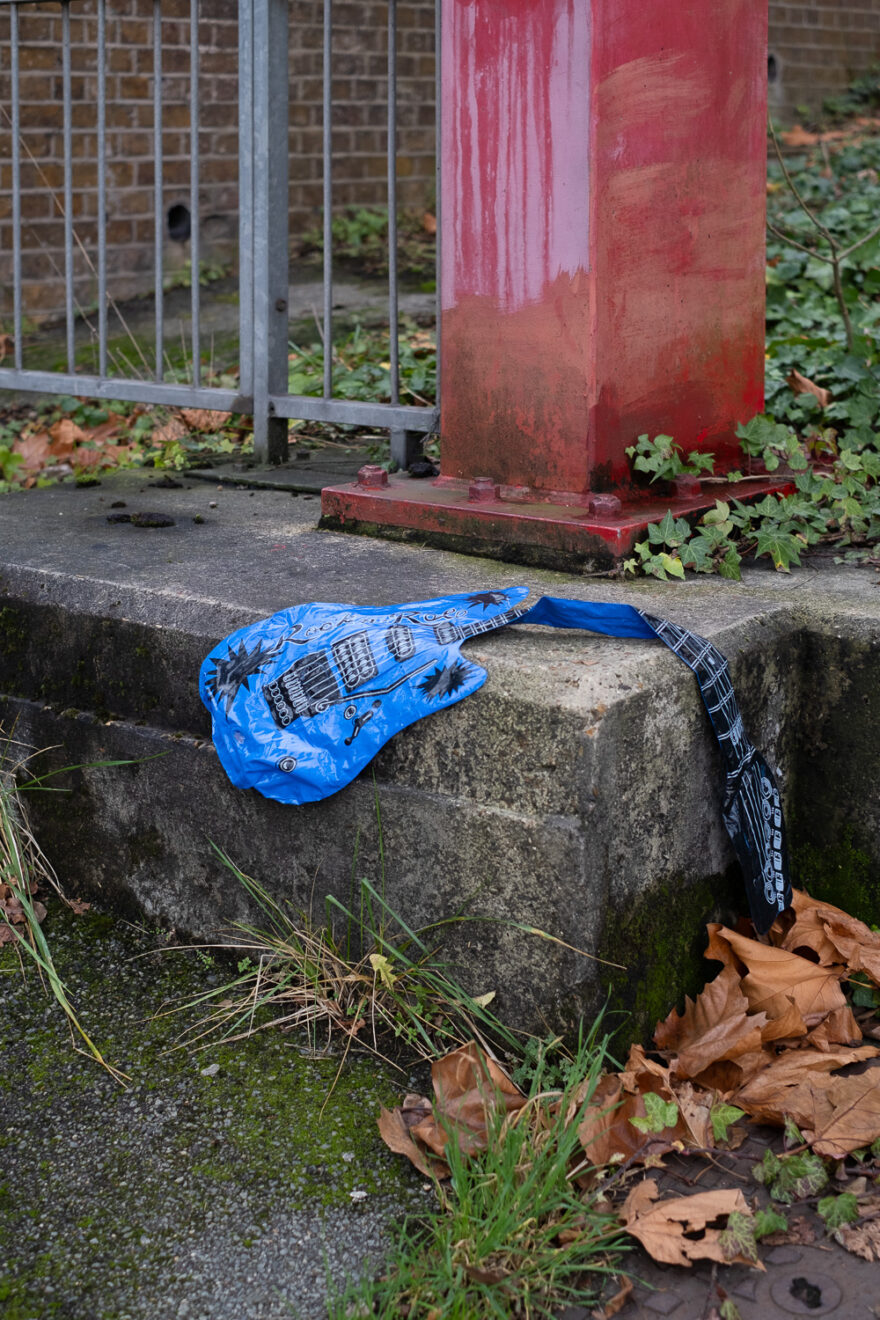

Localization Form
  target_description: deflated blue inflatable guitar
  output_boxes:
[200,587,791,933]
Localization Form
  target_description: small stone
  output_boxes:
[732,1276,759,1302]
[642,1293,682,1316]
[766,1245,803,1264]
[200,1063,220,1078]
[341,1151,355,1163]
[209,501,218,508]
[349,1189,368,1202]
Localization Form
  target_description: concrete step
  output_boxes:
[1,470,878,1037]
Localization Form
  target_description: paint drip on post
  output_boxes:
[201,589,792,934]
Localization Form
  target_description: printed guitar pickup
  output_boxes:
[263,626,416,727]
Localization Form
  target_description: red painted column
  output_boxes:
[440,0,766,495]
[322,0,772,563]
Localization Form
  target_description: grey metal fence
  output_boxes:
[0,0,439,468]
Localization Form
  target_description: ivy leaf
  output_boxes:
[650,509,690,547]
[657,553,686,580]
[720,1302,744,1320]
[702,500,731,526]
[719,1210,759,1264]
[784,1117,804,1149]
[754,1206,788,1240]
[719,546,743,580]
[754,1150,829,1204]
[817,1192,860,1235]
[711,1102,746,1144]
[754,527,803,571]
[629,1092,680,1134]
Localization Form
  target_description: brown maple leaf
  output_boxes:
[708,925,847,1026]
[620,1178,760,1269]
[655,962,767,1078]
[180,407,232,433]
[48,416,89,457]
[786,369,832,409]
[732,1045,879,1126]
[777,891,880,987]
[805,1068,880,1158]
[12,431,51,474]
[377,1043,526,1175]
[839,1218,880,1262]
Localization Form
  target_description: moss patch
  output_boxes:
[596,869,742,1048]
[793,830,880,927]
[0,903,424,1319]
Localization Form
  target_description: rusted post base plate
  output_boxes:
[320,474,793,571]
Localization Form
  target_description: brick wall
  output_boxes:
[3,2,876,328]
[769,1,880,122]
[0,0,435,325]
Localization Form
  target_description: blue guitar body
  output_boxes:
[200,587,534,806]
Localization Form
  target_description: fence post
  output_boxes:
[250,0,290,465]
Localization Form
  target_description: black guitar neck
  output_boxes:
[431,604,529,646]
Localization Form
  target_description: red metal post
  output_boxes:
[322,0,776,565]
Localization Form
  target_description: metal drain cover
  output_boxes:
[769,1271,843,1315]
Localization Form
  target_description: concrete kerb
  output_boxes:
[1,471,878,1037]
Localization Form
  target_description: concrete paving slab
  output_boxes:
[1,472,878,1034]
[0,902,427,1320]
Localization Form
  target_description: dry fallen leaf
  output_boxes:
[180,407,232,432]
[777,890,880,987]
[421,212,437,235]
[786,369,832,409]
[411,1042,526,1160]
[577,1050,686,1170]
[801,1003,863,1050]
[762,1214,817,1247]
[12,431,51,474]
[591,1276,633,1319]
[655,961,767,1078]
[708,925,847,1027]
[48,416,89,456]
[732,1046,879,1126]
[620,1178,759,1269]
[152,416,188,446]
[838,1218,880,1262]
[805,1068,880,1158]
[377,1105,447,1181]
[378,1043,526,1173]
[781,126,820,147]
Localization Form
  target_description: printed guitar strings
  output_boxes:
[200,589,792,933]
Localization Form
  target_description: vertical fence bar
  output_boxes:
[386,0,419,468]
[190,0,200,385]
[97,0,108,377]
[62,2,75,373]
[434,0,441,405]
[237,0,253,398]
[322,0,332,398]
[10,3,22,370]
[153,0,164,380]
[252,0,290,463]
[387,0,399,406]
